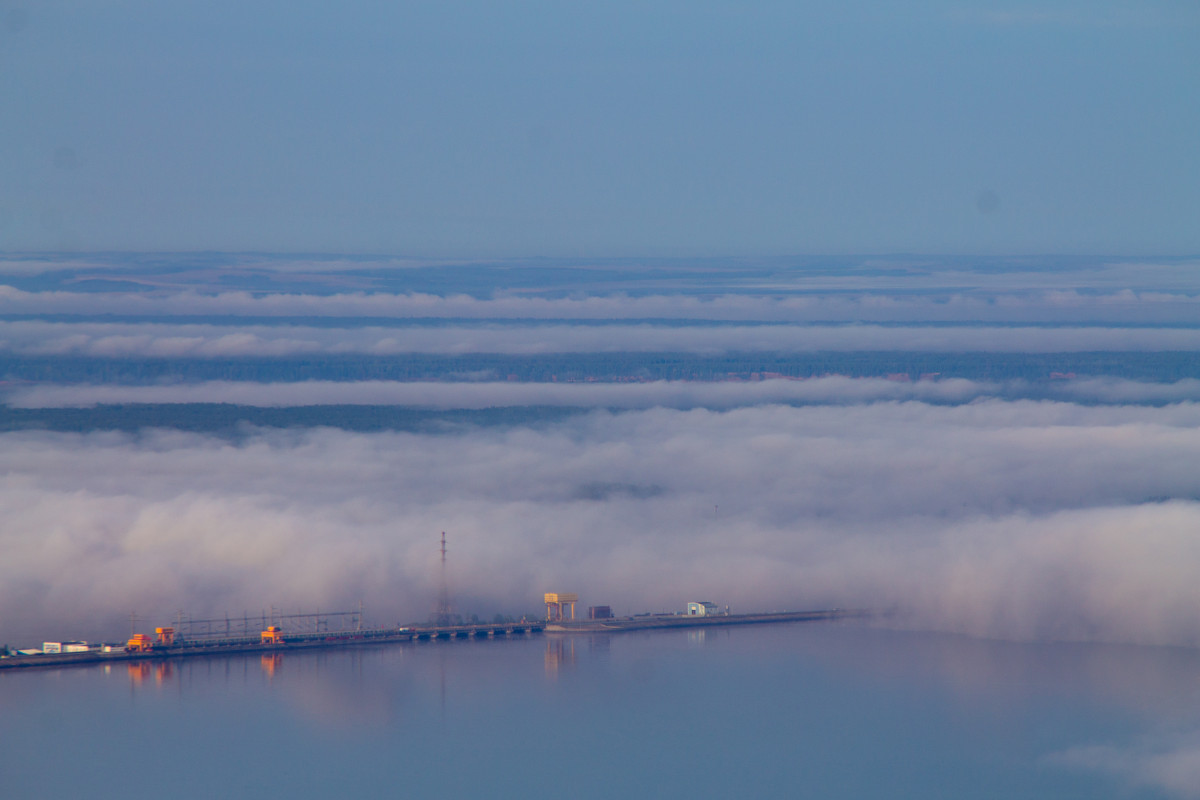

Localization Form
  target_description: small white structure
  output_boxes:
[686,601,719,617]
[42,641,89,654]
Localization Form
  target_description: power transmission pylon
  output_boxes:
[435,531,452,626]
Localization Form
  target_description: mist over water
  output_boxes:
[5,399,1200,649]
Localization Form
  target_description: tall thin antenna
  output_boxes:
[435,531,451,625]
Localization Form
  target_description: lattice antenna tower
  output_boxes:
[435,531,452,625]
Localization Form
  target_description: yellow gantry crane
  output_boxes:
[544,593,578,621]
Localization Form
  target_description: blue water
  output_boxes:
[2,622,1194,798]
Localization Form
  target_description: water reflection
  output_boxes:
[544,637,576,678]
[61,628,1200,724]
[113,650,398,727]
[8,625,1200,798]
[261,653,282,679]
[808,625,1200,720]
[126,661,173,687]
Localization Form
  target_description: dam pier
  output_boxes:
[0,605,863,671]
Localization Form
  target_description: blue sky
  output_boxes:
[1,0,1198,255]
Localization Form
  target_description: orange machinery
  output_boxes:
[125,627,175,653]
[125,633,153,653]
[260,626,284,645]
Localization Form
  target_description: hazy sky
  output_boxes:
[2,0,1197,255]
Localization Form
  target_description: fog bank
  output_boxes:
[11,377,1200,410]
[5,318,1200,357]
[3,402,1200,648]
[4,284,1200,324]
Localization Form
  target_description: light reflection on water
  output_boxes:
[3,621,1198,798]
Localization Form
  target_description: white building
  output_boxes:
[686,601,720,617]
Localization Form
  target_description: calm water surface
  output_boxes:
[3,622,1199,798]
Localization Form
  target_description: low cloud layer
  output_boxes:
[4,284,1200,324]
[4,319,1200,357]
[4,401,1200,649]
[10,376,1200,410]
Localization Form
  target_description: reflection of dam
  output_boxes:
[99,610,870,734]
[261,653,282,678]
[545,638,576,678]
[116,650,401,727]
[127,661,174,686]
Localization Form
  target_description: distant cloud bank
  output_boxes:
[9,376,1200,410]
[4,319,1200,357]
[3,284,1200,324]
